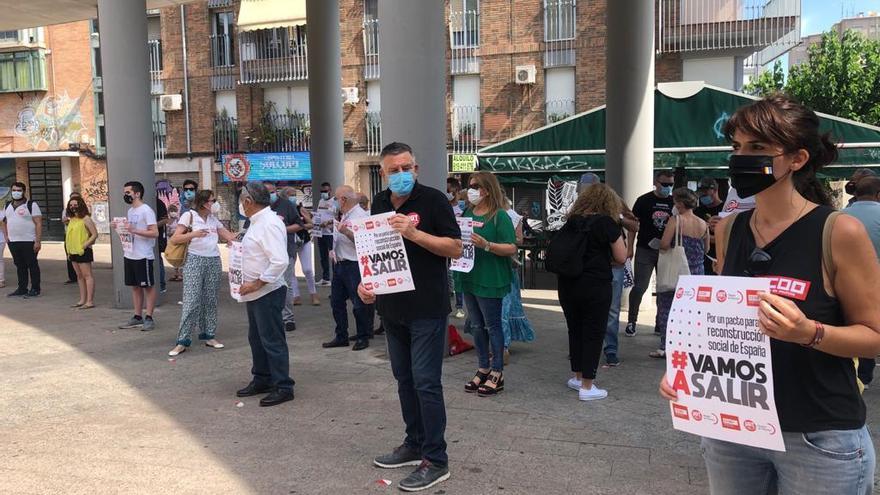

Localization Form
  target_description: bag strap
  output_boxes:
[822,211,841,285]
[674,216,683,247]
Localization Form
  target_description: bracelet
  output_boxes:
[484,242,492,253]
[802,320,825,348]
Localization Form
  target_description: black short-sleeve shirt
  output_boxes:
[270,199,304,259]
[568,214,622,282]
[632,191,674,248]
[156,200,168,253]
[371,182,461,322]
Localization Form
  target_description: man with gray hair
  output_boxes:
[235,182,294,407]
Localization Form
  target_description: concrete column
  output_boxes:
[306,0,345,193]
[605,0,655,209]
[97,0,156,308]
[60,157,73,200]
[378,0,447,191]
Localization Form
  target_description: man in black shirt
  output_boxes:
[693,178,724,276]
[358,142,461,492]
[263,181,305,332]
[155,194,169,293]
[625,170,675,337]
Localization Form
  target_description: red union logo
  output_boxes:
[744,420,757,432]
[364,282,374,290]
[387,278,397,287]
[716,290,728,303]
[676,288,685,299]
[746,290,761,307]
[408,213,421,227]
[691,409,703,421]
[365,221,375,229]
[696,286,712,302]
[672,403,689,420]
[767,276,810,301]
[721,414,741,431]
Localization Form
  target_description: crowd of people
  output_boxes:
[2,94,880,493]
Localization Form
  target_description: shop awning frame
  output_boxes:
[237,0,307,32]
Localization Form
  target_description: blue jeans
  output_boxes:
[331,260,372,342]
[245,286,294,393]
[702,426,875,494]
[317,235,333,281]
[385,317,448,466]
[463,293,505,371]
[603,266,625,358]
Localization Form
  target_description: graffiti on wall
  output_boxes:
[14,90,89,150]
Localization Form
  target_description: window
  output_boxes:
[450,0,479,48]
[212,11,235,67]
[0,50,46,92]
[545,67,575,123]
[544,0,576,42]
[364,0,378,20]
[0,30,18,42]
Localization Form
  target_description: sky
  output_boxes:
[801,0,880,36]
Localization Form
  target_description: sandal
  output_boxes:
[649,350,666,359]
[168,345,187,357]
[464,370,489,393]
[71,302,84,308]
[205,339,225,349]
[478,371,504,397]
[79,304,95,310]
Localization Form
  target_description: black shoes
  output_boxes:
[373,444,422,469]
[259,389,294,407]
[24,289,40,298]
[7,289,27,297]
[349,334,374,341]
[284,321,296,332]
[322,339,348,348]
[352,340,369,351]
[398,461,450,492]
[373,325,385,335]
[236,382,274,397]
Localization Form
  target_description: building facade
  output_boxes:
[789,11,880,69]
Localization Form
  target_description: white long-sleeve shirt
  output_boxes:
[239,205,289,303]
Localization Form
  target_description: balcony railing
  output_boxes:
[148,39,163,95]
[363,18,380,80]
[246,112,311,153]
[210,33,236,91]
[0,28,44,48]
[545,98,575,124]
[152,118,166,163]
[366,111,382,156]
[214,116,239,161]
[239,27,309,84]
[451,105,480,154]
[544,0,577,67]
[207,0,235,8]
[657,0,801,53]
[449,9,480,74]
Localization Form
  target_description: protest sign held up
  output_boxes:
[351,212,416,295]
[450,217,474,273]
[228,241,244,302]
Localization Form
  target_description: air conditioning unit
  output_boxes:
[515,65,537,85]
[341,87,359,105]
[160,94,183,111]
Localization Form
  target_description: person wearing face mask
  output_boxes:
[693,178,725,275]
[180,179,198,215]
[5,182,43,298]
[844,168,876,207]
[263,181,305,332]
[624,170,675,337]
[116,181,159,330]
[660,94,880,495]
[64,196,98,309]
[280,187,320,307]
[315,181,337,286]
[61,192,83,285]
[446,177,466,319]
[167,190,238,357]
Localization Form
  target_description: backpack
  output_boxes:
[5,200,35,216]
[545,216,594,277]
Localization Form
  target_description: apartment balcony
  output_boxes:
[214,116,239,161]
[152,118,166,163]
[245,112,311,153]
[657,0,801,54]
[544,0,577,67]
[0,28,45,49]
[449,9,480,75]
[545,98,575,124]
[210,33,236,91]
[451,105,480,154]
[239,27,308,84]
[0,49,48,93]
[363,18,380,80]
[365,111,382,156]
[148,39,163,95]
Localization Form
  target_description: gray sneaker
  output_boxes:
[118,316,144,329]
[373,444,422,469]
[142,317,155,331]
[398,461,450,492]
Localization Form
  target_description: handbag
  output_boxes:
[164,211,194,268]
[656,217,690,292]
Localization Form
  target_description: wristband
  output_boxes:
[484,242,492,253]
[802,320,825,348]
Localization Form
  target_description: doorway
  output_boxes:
[27,160,64,241]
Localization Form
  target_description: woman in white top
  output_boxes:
[168,190,238,357]
[281,187,320,306]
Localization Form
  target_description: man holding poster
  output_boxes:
[358,142,461,492]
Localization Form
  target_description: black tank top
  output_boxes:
[724,206,865,432]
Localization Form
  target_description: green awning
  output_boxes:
[478,82,880,179]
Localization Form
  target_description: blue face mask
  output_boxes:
[659,186,673,198]
[388,171,415,196]
[269,192,278,204]
[183,190,195,201]
[699,195,713,206]
[288,197,298,206]
[457,200,466,211]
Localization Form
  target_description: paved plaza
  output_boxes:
[2,243,879,494]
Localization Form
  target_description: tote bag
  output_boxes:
[656,218,690,292]
[164,211,194,268]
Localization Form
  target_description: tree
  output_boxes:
[743,60,785,97]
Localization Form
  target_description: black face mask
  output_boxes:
[123,194,134,205]
[728,154,785,198]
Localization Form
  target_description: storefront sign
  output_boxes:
[450,154,477,173]
[222,152,312,182]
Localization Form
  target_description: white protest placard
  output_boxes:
[112,217,133,257]
[450,217,474,273]
[666,275,784,452]
[228,241,244,302]
[351,212,416,295]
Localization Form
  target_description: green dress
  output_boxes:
[454,209,516,299]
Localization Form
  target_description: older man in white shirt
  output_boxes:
[235,182,294,407]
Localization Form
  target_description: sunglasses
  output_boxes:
[659,182,675,187]
[184,187,196,192]
[745,247,772,276]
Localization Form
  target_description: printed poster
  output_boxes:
[351,212,416,295]
[666,275,784,452]
[228,241,244,302]
[112,217,133,257]
[450,217,474,273]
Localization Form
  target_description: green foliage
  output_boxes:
[742,60,785,97]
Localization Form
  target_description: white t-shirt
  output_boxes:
[506,208,523,229]
[719,187,756,218]
[315,197,338,236]
[4,201,42,242]
[126,203,157,260]
[180,210,222,258]
[0,206,5,242]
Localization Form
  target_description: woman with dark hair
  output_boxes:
[168,190,238,357]
[660,94,880,494]
[64,196,98,309]
[280,186,319,306]
[649,187,708,359]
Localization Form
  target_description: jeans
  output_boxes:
[385,317,448,466]
[8,241,40,292]
[282,257,297,324]
[463,293,505,371]
[245,286,294,393]
[290,241,317,297]
[330,260,372,342]
[158,256,166,291]
[603,265,625,358]
[317,234,333,282]
[446,269,464,310]
[176,254,221,346]
[702,426,875,495]
[627,247,659,324]
[0,238,5,284]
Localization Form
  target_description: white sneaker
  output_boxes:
[579,385,608,401]
[454,309,466,319]
[567,377,581,391]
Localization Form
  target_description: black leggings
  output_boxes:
[559,277,612,380]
